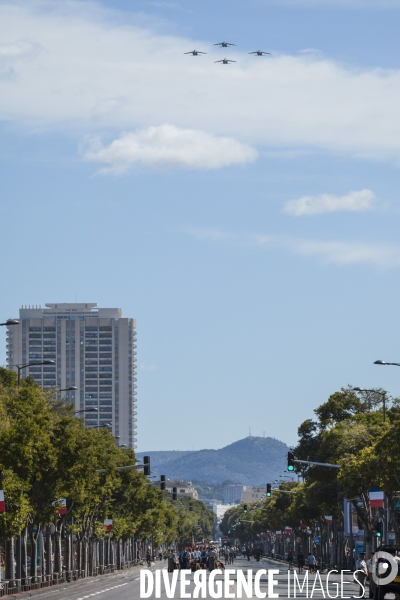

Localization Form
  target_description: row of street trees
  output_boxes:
[220,386,400,566]
[0,368,214,587]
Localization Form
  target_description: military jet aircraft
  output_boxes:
[249,50,271,56]
[215,58,236,64]
[184,50,207,56]
[214,41,236,48]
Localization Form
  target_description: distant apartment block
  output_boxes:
[6,303,137,448]
[241,487,266,504]
[165,480,199,500]
[224,484,246,504]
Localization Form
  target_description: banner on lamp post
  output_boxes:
[56,498,67,515]
[104,519,113,531]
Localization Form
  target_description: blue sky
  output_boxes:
[1,0,400,452]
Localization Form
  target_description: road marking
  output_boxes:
[75,582,128,600]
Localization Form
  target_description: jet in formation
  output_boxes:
[184,50,207,56]
[249,50,271,56]
[184,44,272,62]
[215,58,236,64]
[214,41,236,48]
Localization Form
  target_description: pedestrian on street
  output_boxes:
[287,550,294,571]
[229,546,235,564]
[167,549,176,572]
[366,551,374,577]
[145,547,151,567]
[297,551,305,574]
[224,547,229,566]
[355,552,368,599]
[207,546,217,571]
[308,552,315,574]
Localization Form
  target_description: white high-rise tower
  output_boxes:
[6,303,137,448]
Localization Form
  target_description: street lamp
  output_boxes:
[14,359,56,384]
[60,386,78,392]
[352,387,387,422]
[0,319,20,326]
[374,360,400,367]
[73,408,98,415]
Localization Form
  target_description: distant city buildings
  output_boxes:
[165,480,199,499]
[241,487,266,503]
[224,484,246,504]
[6,303,137,448]
[212,503,234,520]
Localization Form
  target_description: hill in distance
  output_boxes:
[137,436,289,488]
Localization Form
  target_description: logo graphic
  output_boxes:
[371,551,398,586]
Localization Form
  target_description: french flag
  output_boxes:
[285,526,293,533]
[0,490,5,512]
[104,519,113,531]
[57,499,67,515]
[325,515,333,524]
[370,491,384,508]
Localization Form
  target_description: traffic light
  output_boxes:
[376,521,383,538]
[287,452,295,472]
[189,503,193,511]
[172,487,177,501]
[243,504,248,513]
[143,455,150,476]
[160,475,166,491]
[266,483,272,497]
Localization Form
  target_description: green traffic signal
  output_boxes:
[266,483,272,497]
[288,451,295,471]
[376,521,383,537]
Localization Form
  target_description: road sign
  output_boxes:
[314,536,321,544]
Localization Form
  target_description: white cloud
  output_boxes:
[83,125,258,173]
[283,189,376,216]
[186,229,400,268]
[265,0,400,6]
[140,363,158,371]
[0,40,40,58]
[1,2,400,161]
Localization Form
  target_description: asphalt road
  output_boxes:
[23,555,368,599]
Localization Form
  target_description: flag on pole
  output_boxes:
[325,515,333,524]
[0,490,5,512]
[285,526,293,533]
[56,499,67,515]
[370,491,384,508]
[275,530,282,537]
[104,519,113,531]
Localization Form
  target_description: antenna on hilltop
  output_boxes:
[249,427,251,437]
[262,431,266,437]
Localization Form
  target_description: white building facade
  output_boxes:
[212,503,235,520]
[241,487,266,504]
[6,303,137,448]
[165,480,199,500]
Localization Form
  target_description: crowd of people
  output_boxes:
[161,545,241,572]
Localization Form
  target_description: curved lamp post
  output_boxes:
[15,359,56,384]
[374,360,400,367]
